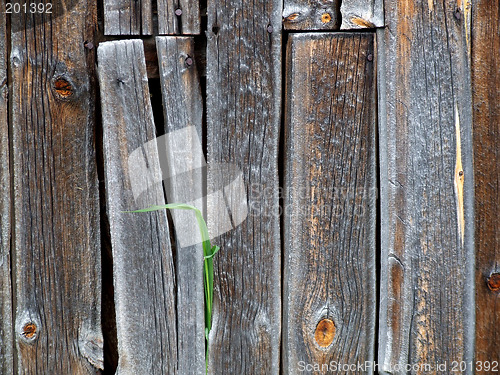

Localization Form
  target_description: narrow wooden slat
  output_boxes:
[0,6,13,374]
[472,0,500,365]
[156,36,205,375]
[206,1,282,373]
[10,3,103,373]
[158,0,200,35]
[97,39,177,375]
[377,1,475,372]
[283,33,376,374]
[104,0,153,35]
[283,0,383,30]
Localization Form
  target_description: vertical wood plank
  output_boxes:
[158,0,201,35]
[472,0,500,366]
[156,36,205,375]
[0,5,13,374]
[97,40,178,375]
[10,2,103,373]
[283,0,383,30]
[283,33,376,374]
[377,1,475,372]
[206,0,282,373]
[104,0,153,35]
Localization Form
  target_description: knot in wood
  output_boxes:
[321,13,332,24]
[22,322,38,340]
[315,319,335,347]
[54,77,74,98]
[487,273,500,292]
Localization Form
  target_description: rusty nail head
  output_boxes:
[185,57,193,67]
[267,25,273,33]
[84,41,94,50]
[22,322,37,339]
[175,8,182,16]
[487,273,500,292]
[367,54,373,61]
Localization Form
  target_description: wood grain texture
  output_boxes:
[377,1,475,373]
[158,0,200,35]
[104,0,153,35]
[206,0,282,373]
[10,2,103,373]
[283,33,376,374]
[472,0,500,367]
[156,36,205,375]
[340,0,384,29]
[98,39,177,375]
[0,6,13,374]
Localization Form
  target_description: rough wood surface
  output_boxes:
[283,33,376,374]
[98,40,178,375]
[283,0,383,30]
[156,36,205,375]
[377,1,475,373]
[472,0,500,367]
[340,0,384,29]
[0,7,13,374]
[158,0,200,35]
[10,3,103,373]
[104,0,153,35]
[206,1,282,373]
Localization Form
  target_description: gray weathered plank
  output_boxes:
[206,0,282,373]
[283,0,383,30]
[156,36,205,375]
[10,3,103,373]
[104,0,153,35]
[283,33,376,374]
[472,0,500,366]
[158,0,201,35]
[97,39,178,375]
[377,1,475,373]
[0,5,13,374]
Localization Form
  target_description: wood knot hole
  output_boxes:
[22,322,37,340]
[487,273,500,292]
[315,319,335,347]
[54,78,73,98]
[321,13,332,24]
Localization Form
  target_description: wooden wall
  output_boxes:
[0,0,498,374]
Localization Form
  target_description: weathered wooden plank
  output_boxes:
[158,0,200,35]
[10,3,103,373]
[97,39,177,375]
[104,0,153,35]
[206,1,282,373]
[472,0,500,366]
[377,1,475,373]
[340,0,384,29]
[283,33,376,374]
[156,36,205,375]
[283,0,383,30]
[0,5,13,374]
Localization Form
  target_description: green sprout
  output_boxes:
[128,203,219,373]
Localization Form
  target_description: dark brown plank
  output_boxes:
[377,1,475,372]
[206,1,282,373]
[472,0,500,367]
[283,33,376,374]
[283,0,383,30]
[97,39,177,375]
[158,0,200,35]
[104,0,153,35]
[10,3,103,373]
[0,5,13,374]
[156,36,205,375]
